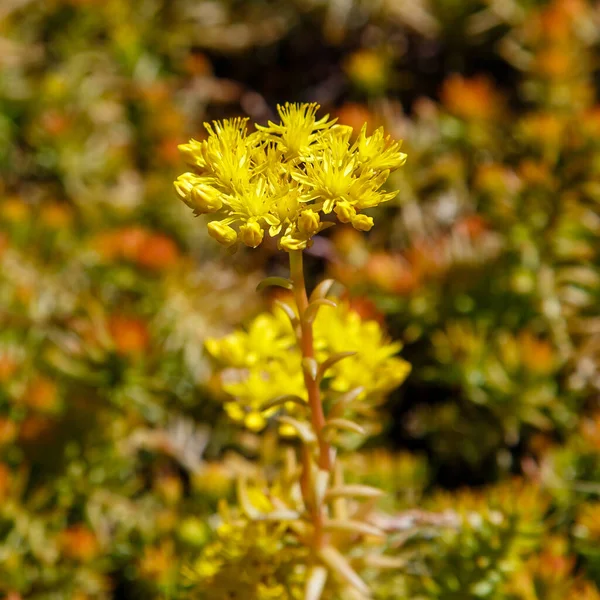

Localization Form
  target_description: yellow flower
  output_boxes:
[256,102,333,157]
[352,124,408,171]
[174,103,407,250]
[188,515,308,600]
[313,303,411,400]
[206,302,410,433]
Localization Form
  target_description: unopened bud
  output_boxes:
[239,220,264,248]
[190,183,222,214]
[173,173,196,201]
[334,201,356,224]
[280,233,309,251]
[177,140,206,168]
[298,210,321,235]
[351,214,374,231]
[207,221,238,247]
[174,173,222,214]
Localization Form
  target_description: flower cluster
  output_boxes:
[188,510,308,599]
[206,301,410,434]
[174,103,407,251]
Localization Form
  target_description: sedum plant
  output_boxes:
[174,103,410,598]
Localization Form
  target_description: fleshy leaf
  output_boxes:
[274,299,298,324]
[278,416,317,444]
[318,546,371,596]
[326,485,385,500]
[317,352,357,381]
[256,276,294,292]
[261,394,307,412]
[304,298,337,325]
[324,418,366,436]
[314,469,330,507]
[324,519,385,538]
[305,566,328,600]
[328,387,365,419]
[310,279,336,302]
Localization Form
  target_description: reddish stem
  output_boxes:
[289,249,332,548]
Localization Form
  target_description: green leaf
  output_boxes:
[314,469,330,507]
[326,485,385,500]
[261,394,307,412]
[310,278,336,302]
[317,352,356,381]
[278,416,317,444]
[274,299,298,324]
[304,298,337,325]
[305,566,328,600]
[328,387,365,419]
[324,519,385,538]
[324,418,366,436]
[318,546,371,596]
[364,555,406,569]
[256,277,293,292]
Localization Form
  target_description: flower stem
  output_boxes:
[289,249,332,549]
[289,249,331,471]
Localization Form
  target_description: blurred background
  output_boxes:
[3,0,600,597]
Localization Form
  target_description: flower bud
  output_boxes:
[177,140,206,168]
[173,173,196,201]
[174,173,223,214]
[279,233,309,251]
[239,220,264,248]
[178,517,209,547]
[352,214,374,231]
[297,209,321,235]
[190,183,223,214]
[334,201,356,224]
[207,221,238,247]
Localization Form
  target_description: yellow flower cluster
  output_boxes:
[189,509,307,599]
[206,302,410,432]
[174,103,407,251]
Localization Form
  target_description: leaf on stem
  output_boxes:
[317,352,356,381]
[318,546,371,597]
[305,566,328,600]
[256,277,294,292]
[328,387,365,419]
[310,279,336,302]
[324,418,366,436]
[302,357,319,381]
[314,468,330,507]
[277,416,317,444]
[304,298,337,325]
[364,555,407,569]
[261,394,307,412]
[324,519,385,538]
[274,299,298,324]
[326,485,385,500]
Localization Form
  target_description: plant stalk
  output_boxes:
[289,249,333,548]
